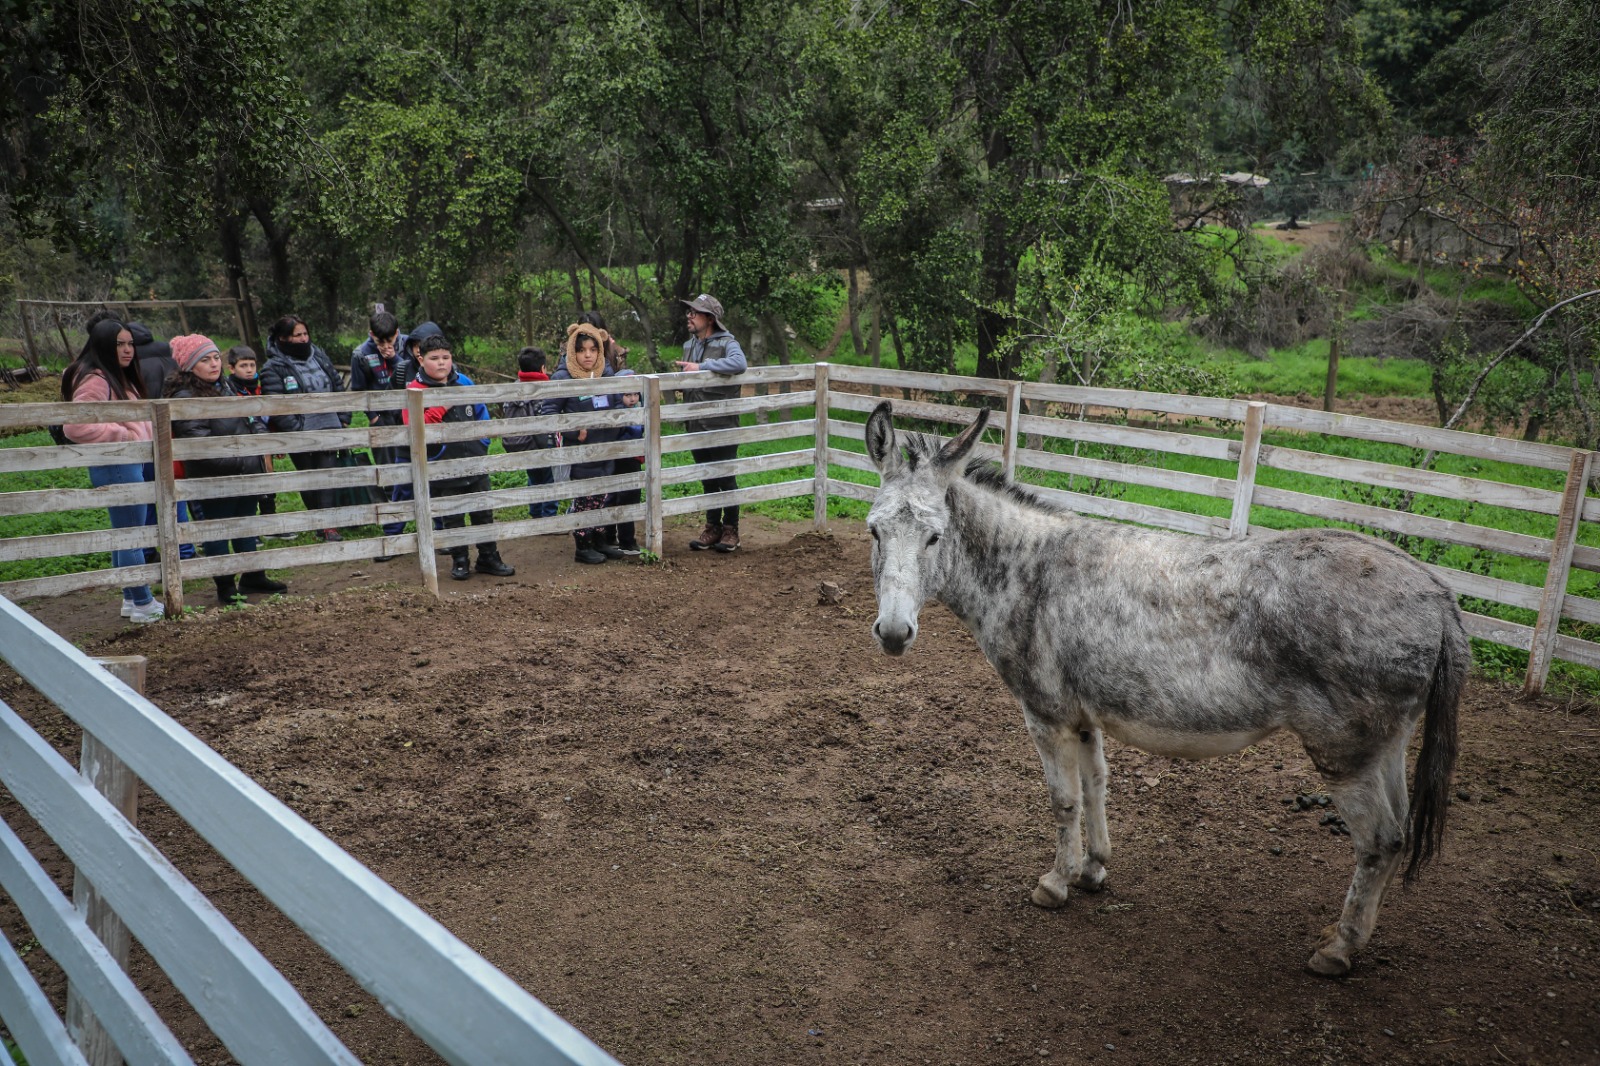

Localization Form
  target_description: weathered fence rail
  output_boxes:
[3,361,1598,693]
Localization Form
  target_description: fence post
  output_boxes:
[1002,380,1023,483]
[406,388,440,597]
[1228,401,1267,539]
[66,655,145,1066]
[149,403,184,617]
[644,375,664,557]
[813,363,830,531]
[1524,448,1594,696]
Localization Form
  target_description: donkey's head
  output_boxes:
[864,401,989,656]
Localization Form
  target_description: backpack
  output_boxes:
[47,423,70,446]
[500,396,553,452]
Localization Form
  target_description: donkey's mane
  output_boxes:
[900,430,1061,515]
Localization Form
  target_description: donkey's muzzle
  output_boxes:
[872,616,917,656]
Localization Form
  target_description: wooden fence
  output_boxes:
[2,362,1597,694]
[0,595,622,1066]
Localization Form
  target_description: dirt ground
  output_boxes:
[3,518,1600,1066]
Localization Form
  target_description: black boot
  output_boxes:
[476,546,515,577]
[450,548,472,580]
[574,533,606,565]
[214,574,245,605]
[239,570,287,593]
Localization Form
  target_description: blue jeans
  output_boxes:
[526,463,557,518]
[141,463,196,560]
[91,463,154,606]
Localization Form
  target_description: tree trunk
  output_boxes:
[975,130,1020,380]
[567,263,584,315]
[868,292,882,369]
[249,198,292,310]
[848,267,865,358]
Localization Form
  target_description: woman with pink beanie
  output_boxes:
[165,334,289,605]
[61,319,160,623]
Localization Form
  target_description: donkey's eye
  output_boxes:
[926,533,941,547]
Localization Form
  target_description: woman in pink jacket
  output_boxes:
[61,319,161,623]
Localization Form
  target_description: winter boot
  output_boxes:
[239,570,287,594]
[689,521,722,551]
[476,547,516,577]
[574,533,607,565]
[214,574,245,606]
[449,548,472,581]
[713,524,741,553]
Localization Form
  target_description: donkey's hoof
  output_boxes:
[1306,925,1353,977]
[1031,872,1072,909]
[1073,863,1108,893]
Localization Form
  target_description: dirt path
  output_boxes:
[3,520,1598,1065]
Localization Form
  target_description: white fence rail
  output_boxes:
[0,595,622,1066]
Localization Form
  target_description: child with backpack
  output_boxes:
[500,347,559,519]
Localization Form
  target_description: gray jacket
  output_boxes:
[680,328,747,432]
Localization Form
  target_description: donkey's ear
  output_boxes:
[865,401,901,475]
[936,407,989,471]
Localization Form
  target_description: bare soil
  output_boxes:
[4,519,1599,1065]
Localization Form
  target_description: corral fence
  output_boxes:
[2,363,1598,699]
[0,594,622,1065]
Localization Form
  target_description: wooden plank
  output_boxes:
[0,399,154,428]
[174,536,418,581]
[68,657,148,1066]
[1013,447,1235,499]
[826,419,867,443]
[826,478,878,503]
[149,406,183,618]
[0,704,360,1066]
[1553,633,1600,671]
[814,364,830,531]
[169,425,375,459]
[1014,413,1240,461]
[1525,450,1592,695]
[179,500,397,545]
[1002,381,1022,482]
[0,819,192,1066]
[1,563,161,601]
[661,389,817,424]
[0,599,623,1066]
[660,419,816,454]
[1415,561,1544,612]
[427,470,645,521]
[0,441,154,473]
[1260,444,1568,514]
[1019,381,1247,420]
[828,390,1005,430]
[644,375,664,556]
[1461,611,1534,650]
[0,481,156,517]
[660,479,816,518]
[164,392,370,420]
[0,524,153,563]
[0,928,90,1066]
[434,503,646,549]
[829,363,1011,396]
[1263,404,1576,471]
[1250,484,1556,561]
[175,463,382,502]
[1229,401,1267,538]
[405,389,439,596]
[660,449,812,488]
[1560,592,1600,626]
[1026,484,1230,537]
[1572,545,1600,575]
[827,446,877,475]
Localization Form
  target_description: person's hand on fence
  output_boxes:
[675,361,700,372]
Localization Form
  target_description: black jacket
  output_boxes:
[539,366,619,480]
[128,322,176,401]
[390,320,444,392]
[258,338,349,433]
[166,379,267,478]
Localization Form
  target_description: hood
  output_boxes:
[407,321,443,350]
[563,322,611,380]
[126,321,155,346]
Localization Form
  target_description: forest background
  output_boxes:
[1,0,1597,441]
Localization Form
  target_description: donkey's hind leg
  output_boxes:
[1022,707,1085,909]
[1075,725,1111,892]
[1307,740,1410,977]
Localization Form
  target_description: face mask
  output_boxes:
[280,340,311,360]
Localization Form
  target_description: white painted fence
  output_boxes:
[0,594,622,1066]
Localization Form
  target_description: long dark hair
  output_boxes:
[269,314,306,341]
[162,370,223,399]
[62,319,142,401]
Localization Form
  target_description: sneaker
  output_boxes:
[713,525,741,553]
[615,545,643,557]
[321,528,343,542]
[574,547,607,565]
[373,554,398,563]
[450,557,472,580]
[689,522,722,551]
[126,600,164,624]
[120,598,134,618]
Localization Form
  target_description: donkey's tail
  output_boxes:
[1405,615,1467,883]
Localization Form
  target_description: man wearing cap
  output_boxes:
[674,293,748,552]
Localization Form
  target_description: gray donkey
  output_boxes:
[863,401,1465,975]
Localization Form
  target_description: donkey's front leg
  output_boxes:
[1022,707,1085,909]
[1075,725,1111,893]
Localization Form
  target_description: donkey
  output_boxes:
[863,401,1464,976]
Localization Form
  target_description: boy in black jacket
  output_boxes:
[402,334,515,581]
